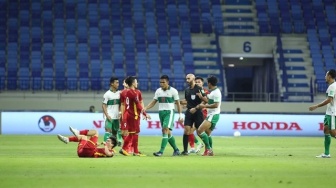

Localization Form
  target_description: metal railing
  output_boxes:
[0,91,314,103]
[225,92,314,102]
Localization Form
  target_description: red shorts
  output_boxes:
[121,113,128,131]
[125,115,140,133]
[77,136,98,157]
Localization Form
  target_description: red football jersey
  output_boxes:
[93,148,113,158]
[124,89,145,120]
[120,89,128,104]
[135,89,143,115]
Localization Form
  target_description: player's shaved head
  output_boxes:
[186,74,196,87]
[186,74,195,80]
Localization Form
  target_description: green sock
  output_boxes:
[159,134,168,153]
[168,135,178,151]
[117,130,122,142]
[200,132,211,149]
[325,134,331,155]
[103,132,111,142]
[209,136,212,148]
[194,135,200,145]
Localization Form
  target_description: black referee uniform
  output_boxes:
[184,85,205,128]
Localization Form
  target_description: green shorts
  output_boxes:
[206,114,220,131]
[324,115,336,130]
[105,119,120,132]
[159,110,175,130]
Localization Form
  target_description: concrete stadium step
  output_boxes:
[192,52,218,57]
[287,78,311,84]
[287,87,311,92]
[286,70,314,75]
[286,95,312,102]
[285,61,311,67]
[195,69,221,74]
[278,35,315,100]
[194,61,218,66]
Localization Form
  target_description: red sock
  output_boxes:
[132,134,139,154]
[122,135,127,141]
[69,136,79,142]
[79,129,89,135]
[189,134,195,148]
[122,134,133,151]
[128,140,133,153]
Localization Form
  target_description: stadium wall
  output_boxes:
[0,91,324,114]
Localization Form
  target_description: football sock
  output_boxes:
[195,136,200,145]
[69,136,79,142]
[128,140,133,152]
[189,134,195,148]
[103,132,111,142]
[209,136,213,148]
[168,135,178,150]
[117,130,122,142]
[132,134,139,154]
[183,134,189,152]
[159,133,168,153]
[122,134,132,151]
[325,134,331,155]
[79,129,89,135]
[200,132,211,149]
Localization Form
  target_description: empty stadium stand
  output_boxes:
[0,0,224,92]
[1,0,335,103]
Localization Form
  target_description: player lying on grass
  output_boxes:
[57,126,117,158]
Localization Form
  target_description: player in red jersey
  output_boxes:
[57,126,117,158]
[188,76,209,154]
[119,76,151,156]
[120,78,129,140]
[120,78,134,153]
[133,87,145,154]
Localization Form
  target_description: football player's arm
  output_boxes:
[180,90,188,105]
[102,103,112,121]
[199,94,208,103]
[138,92,144,108]
[309,96,333,111]
[118,94,122,118]
[120,102,125,119]
[131,92,147,116]
[144,100,157,111]
[104,145,114,157]
[197,87,208,103]
[198,102,219,109]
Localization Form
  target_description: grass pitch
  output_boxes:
[0,135,333,188]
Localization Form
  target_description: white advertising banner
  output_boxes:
[1,112,325,136]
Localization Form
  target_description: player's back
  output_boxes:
[124,89,141,117]
[120,88,128,104]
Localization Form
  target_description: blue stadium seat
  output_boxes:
[79,78,90,91]
[0,68,5,90]
[138,78,149,91]
[18,68,30,90]
[31,69,42,91]
[66,77,77,91]
[43,69,54,91]
[91,77,101,91]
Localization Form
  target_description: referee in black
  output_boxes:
[180,74,206,155]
